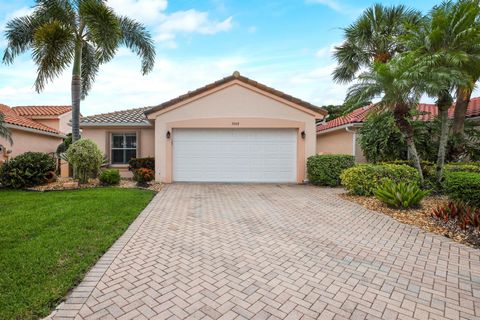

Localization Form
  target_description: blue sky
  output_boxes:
[0,0,455,115]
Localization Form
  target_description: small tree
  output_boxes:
[65,139,103,184]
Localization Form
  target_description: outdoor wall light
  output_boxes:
[166,131,171,139]
[301,131,306,139]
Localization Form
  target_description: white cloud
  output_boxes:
[0,6,35,48]
[315,42,341,59]
[306,0,362,17]
[107,0,168,24]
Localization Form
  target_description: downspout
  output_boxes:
[345,125,356,158]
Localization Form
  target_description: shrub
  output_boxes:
[445,163,480,173]
[374,181,429,208]
[340,164,420,196]
[307,154,355,186]
[129,157,154,172]
[133,168,155,185]
[56,133,73,154]
[444,172,480,208]
[432,201,480,231]
[99,169,120,185]
[0,152,56,188]
[383,160,437,190]
[65,139,103,184]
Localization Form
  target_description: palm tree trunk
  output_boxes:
[452,87,471,135]
[435,92,453,183]
[393,104,424,183]
[71,41,82,142]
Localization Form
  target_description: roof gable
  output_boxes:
[0,104,63,135]
[145,72,326,118]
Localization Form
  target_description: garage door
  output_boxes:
[173,128,297,182]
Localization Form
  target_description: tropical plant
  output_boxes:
[332,3,421,83]
[133,167,154,185]
[0,111,12,144]
[344,56,425,182]
[374,180,429,208]
[99,168,120,185]
[128,157,155,172]
[0,152,56,188]
[65,138,103,183]
[432,201,480,230]
[404,0,480,182]
[2,0,156,142]
[306,154,355,187]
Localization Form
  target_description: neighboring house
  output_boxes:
[80,72,326,183]
[0,104,69,161]
[316,98,480,162]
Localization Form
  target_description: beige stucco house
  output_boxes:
[316,99,480,162]
[80,72,326,183]
[0,104,70,162]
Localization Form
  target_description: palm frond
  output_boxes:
[32,20,75,92]
[2,15,44,64]
[80,0,120,63]
[35,0,76,29]
[80,41,99,98]
[0,113,12,145]
[118,16,155,75]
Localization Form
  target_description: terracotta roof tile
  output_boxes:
[145,72,326,116]
[12,105,71,116]
[317,98,480,133]
[80,106,152,125]
[0,104,62,135]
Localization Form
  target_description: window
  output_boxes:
[111,133,137,164]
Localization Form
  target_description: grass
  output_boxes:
[0,188,155,320]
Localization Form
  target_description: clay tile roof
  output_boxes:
[316,105,373,132]
[80,106,152,125]
[0,104,62,134]
[144,72,326,116]
[12,105,71,116]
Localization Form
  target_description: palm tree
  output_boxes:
[332,3,421,84]
[452,0,480,136]
[405,0,480,181]
[2,0,156,142]
[345,57,425,182]
[0,113,12,145]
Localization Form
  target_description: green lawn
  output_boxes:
[0,188,155,320]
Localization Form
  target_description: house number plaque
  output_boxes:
[232,122,240,126]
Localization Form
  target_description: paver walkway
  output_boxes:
[49,184,480,320]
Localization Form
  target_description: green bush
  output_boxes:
[445,163,480,173]
[340,164,420,196]
[99,169,121,185]
[444,172,480,208]
[383,160,437,190]
[375,180,429,208]
[0,152,56,189]
[307,154,355,186]
[65,139,103,184]
[128,157,154,172]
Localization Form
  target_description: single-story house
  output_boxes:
[0,104,70,162]
[316,98,480,162]
[80,72,326,183]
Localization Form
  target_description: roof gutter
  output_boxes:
[316,123,363,135]
[79,122,152,127]
[6,123,67,138]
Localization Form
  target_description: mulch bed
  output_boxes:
[340,193,480,248]
[25,178,163,193]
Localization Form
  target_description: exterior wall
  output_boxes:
[150,84,319,183]
[34,118,59,131]
[81,126,155,177]
[0,128,62,161]
[28,111,72,134]
[316,128,367,163]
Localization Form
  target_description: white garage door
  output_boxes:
[173,128,297,182]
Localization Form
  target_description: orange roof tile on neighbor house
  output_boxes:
[0,104,63,135]
[317,98,480,133]
[12,105,71,117]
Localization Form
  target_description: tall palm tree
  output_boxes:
[452,0,480,136]
[0,113,12,145]
[345,57,425,182]
[406,0,480,181]
[2,0,156,142]
[332,3,421,84]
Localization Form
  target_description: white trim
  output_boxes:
[352,132,356,156]
[80,122,152,127]
[6,123,66,138]
[316,123,363,135]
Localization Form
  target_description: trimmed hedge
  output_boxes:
[445,163,480,173]
[99,169,121,185]
[307,154,355,186]
[0,152,56,189]
[444,171,480,208]
[128,157,154,172]
[340,164,420,196]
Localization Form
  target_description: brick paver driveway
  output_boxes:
[49,184,480,320]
